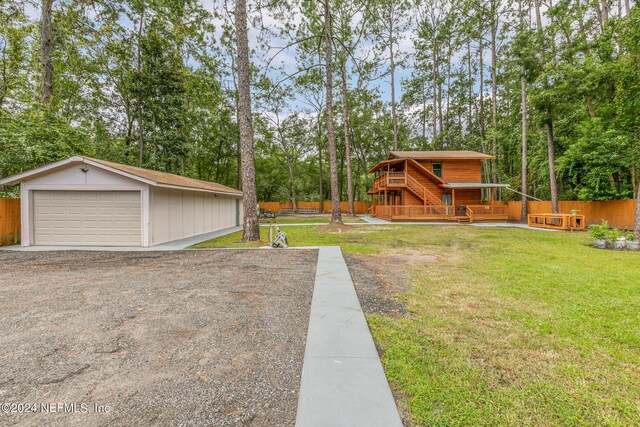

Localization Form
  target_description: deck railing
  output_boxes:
[372,203,509,221]
[372,204,454,218]
[465,205,507,216]
[373,172,405,190]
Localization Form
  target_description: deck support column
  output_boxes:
[490,188,495,214]
[452,189,456,217]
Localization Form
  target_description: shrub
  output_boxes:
[588,220,609,240]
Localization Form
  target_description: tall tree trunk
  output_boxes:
[389,16,398,150]
[446,38,451,143]
[601,0,609,24]
[546,120,559,212]
[235,0,259,241]
[478,36,486,140]
[230,55,242,190]
[535,0,559,213]
[137,8,145,166]
[40,0,54,105]
[422,82,427,146]
[324,0,342,223]
[520,74,528,222]
[317,113,323,213]
[290,163,298,212]
[490,6,499,194]
[437,71,443,135]
[432,47,438,140]
[635,184,640,241]
[341,61,354,216]
[467,38,473,133]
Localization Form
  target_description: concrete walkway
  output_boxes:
[359,215,557,230]
[296,246,402,427]
[0,226,242,251]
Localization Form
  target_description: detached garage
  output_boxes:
[0,156,243,247]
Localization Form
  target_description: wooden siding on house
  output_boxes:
[406,163,442,196]
[453,189,482,205]
[414,159,482,183]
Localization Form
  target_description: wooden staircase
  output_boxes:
[405,175,447,212]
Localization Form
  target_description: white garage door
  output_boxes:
[33,191,141,246]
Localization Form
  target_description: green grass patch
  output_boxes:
[192,225,640,425]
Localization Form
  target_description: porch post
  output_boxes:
[452,189,456,216]
[490,187,494,214]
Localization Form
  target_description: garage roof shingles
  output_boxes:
[87,157,243,196]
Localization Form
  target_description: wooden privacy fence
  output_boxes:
[503,200,637,229]
[0,198,20,246]
[259,201,369,214]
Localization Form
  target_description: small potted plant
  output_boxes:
[588,220,609,249]
[625,231,639,251]
[610,228,626,250]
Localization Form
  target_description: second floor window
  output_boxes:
[432,162,443,178]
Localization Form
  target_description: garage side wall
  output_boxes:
[150,187,241,245]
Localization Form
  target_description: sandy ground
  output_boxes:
[345,253,411,317]
[0,250,317,426]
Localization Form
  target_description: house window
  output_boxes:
[442,193,452,205]
[432,161,443,178]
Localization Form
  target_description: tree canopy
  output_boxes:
[0,0,638,208]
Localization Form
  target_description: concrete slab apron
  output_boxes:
[296,246,402,427]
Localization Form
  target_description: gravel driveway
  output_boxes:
[0,249,317,426]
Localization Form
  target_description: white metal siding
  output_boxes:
[33,191,141,246]
[150,187,240,245]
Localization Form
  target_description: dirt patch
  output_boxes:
[345,247,439,317]
[352,225,397,232]
[345,254,409,317]
[315,223,356,233]
[0,249,317,426]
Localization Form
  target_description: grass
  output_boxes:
[259,214,364,224]
[192,224,640,426]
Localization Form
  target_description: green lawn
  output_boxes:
[259,214,364,224]
[192,225,640,426]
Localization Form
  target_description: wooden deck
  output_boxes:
[371,205,508,223]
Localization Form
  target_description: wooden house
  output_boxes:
[368,151,510,222]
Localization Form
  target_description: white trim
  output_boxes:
[141,188,150,247]
[23,184,147,191]
[81,158,156,186]
[1,156,83,185]
[20,185,29,246]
